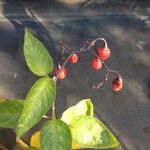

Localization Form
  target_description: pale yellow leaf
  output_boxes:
[30,130,82,149]
[30,131,40,148]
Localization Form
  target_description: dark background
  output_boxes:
[0,0,150,149]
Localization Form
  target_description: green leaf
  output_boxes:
[40,119,72,150]
[61,99,93,124]
[17,77,56,137]
[70,116,120,149]
[0,99,24,128]
[24,31,53,76]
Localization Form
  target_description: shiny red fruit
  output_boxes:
[112,77,123,91]
[54,67,67,80]
[98,47,111,60]
[91,58,102,70]
[69,54,78,64]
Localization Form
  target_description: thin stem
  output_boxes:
[109,69,121,77]
[59,41,73,52]
[80,41,91,51]
[93,72,110,89]
[55,50,81,80]
[87,43,121,89]
[51,77,57,119]
[85,41,109,70]
[52,101,56,119]
[56,38,122,90]
[92,38,108,49]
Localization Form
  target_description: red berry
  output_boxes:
[91,58,102,70]
[54,67,67,80]
[112,77,123,91]
[69,54,78,64]
[98,47,111,60]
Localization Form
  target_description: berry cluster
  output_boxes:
[54,38,123,92]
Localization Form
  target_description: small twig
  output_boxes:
[93,72,110,89]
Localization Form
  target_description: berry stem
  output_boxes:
[59,41,73,52]
[51,77,57,119]
[93,72,110,89]
[92,38,108,49]
[56,38,122,89]
[56,43,81,80]
[109,69,121,77]
[52,101,56,119]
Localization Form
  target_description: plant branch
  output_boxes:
[56,38,122,89]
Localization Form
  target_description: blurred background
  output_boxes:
[0,0,150,149]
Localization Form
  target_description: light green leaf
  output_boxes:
[0,99,24,128]
[70,116,120,149]
[17,77,56,137]
[40,119,72,150]
[61,99,93,124]
[24,31,53,76]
